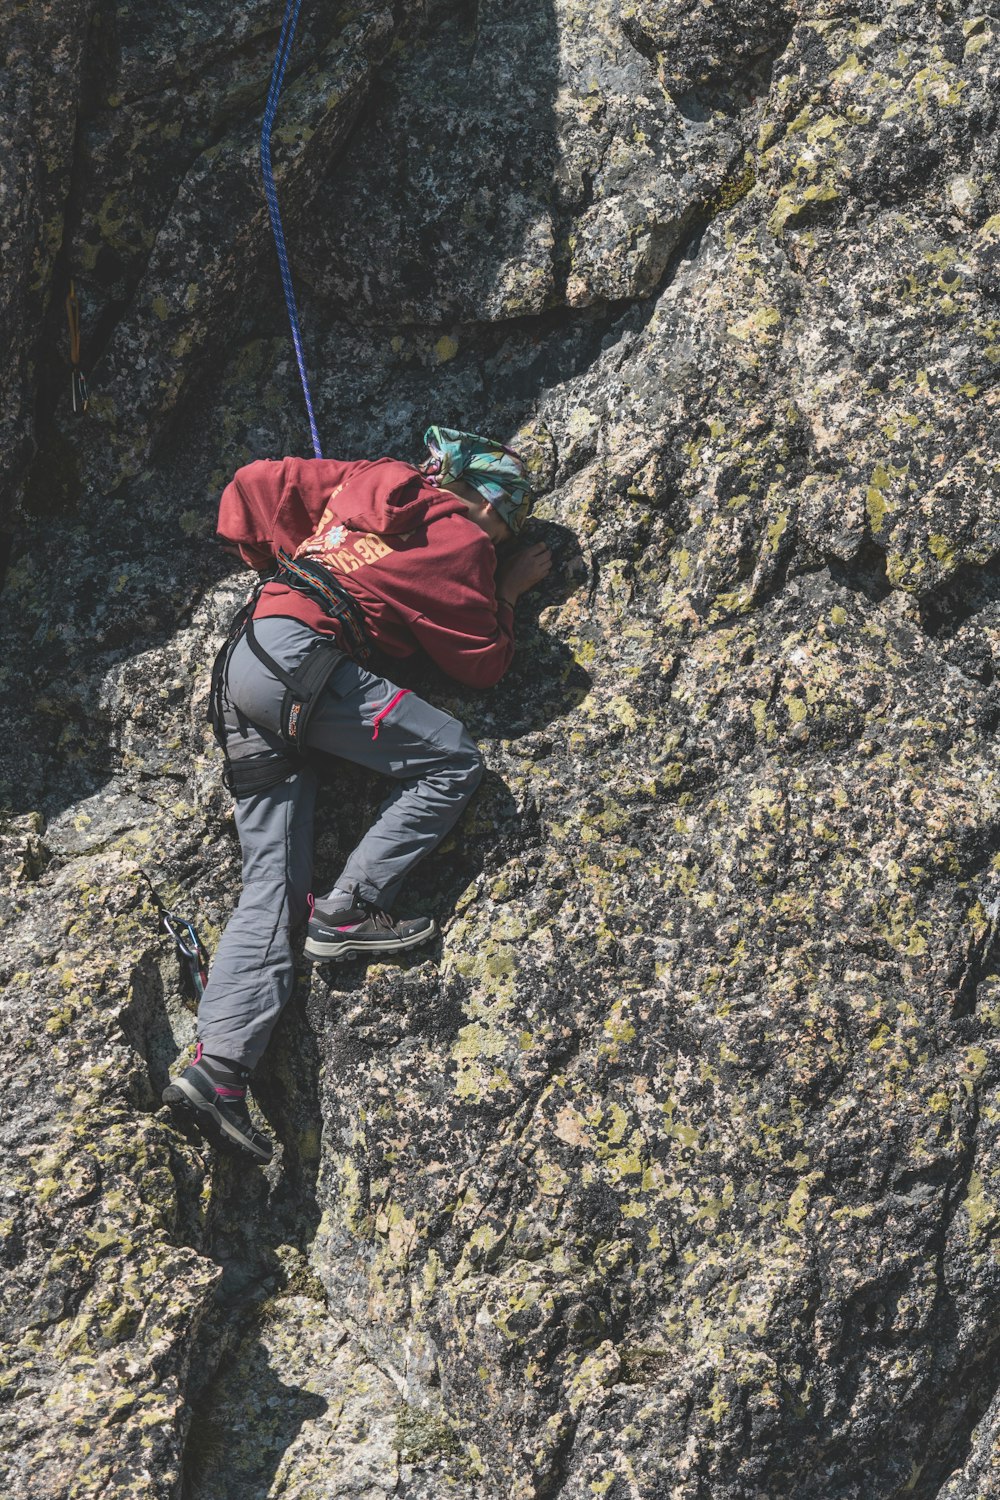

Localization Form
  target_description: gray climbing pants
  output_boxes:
[197,616,484,1068]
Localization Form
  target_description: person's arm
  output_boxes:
[495,542,552,611]
[408,600,516,688]
[405,539,552,688]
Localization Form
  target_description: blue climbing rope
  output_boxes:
[260,0,324,459]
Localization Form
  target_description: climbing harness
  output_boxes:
[141,873,210,1001]
[272,550,371,664]
[207,583,296,797]
[261,0,323,459]
[65,280,88,414]
[244,617,346,745]
[208,557,371,798]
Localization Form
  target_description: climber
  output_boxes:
[162,427,551,1163]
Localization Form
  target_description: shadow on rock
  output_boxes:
[167,965,333,1497]
[119,952,197,1109]
[120,939,332,1496]
[181,1338,329,1500]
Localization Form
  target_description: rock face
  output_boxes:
[2,1,1000,1497]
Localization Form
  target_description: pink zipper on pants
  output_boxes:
[371,689,410,740]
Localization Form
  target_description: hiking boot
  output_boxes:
[162,1046,273,1163]
[304,896,436,961]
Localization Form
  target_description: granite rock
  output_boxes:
[2,0,1000,1497]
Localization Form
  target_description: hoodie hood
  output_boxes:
[331,458,467,535]
[216,455,470,572]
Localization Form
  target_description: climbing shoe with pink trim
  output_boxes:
[304,898,436,960]
[162,1048,273,1163]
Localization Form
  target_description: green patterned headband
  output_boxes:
[423,426,534,535]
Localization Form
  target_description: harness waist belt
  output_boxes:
[272,549,371,664]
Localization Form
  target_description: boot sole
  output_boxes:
[162,1080,273,1163]
[304,921,437,961]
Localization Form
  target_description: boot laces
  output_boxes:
[363,902,397,933]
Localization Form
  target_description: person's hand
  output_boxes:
[496,542,552,606]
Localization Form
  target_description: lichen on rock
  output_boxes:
[2,0,1000,1496]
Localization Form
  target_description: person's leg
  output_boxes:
[195,767,317,1068]
[198,620,322,1062]
[163,619,321,1157]
[302,657,483,956]
[164,773,316,1159]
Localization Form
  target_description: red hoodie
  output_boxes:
[216,456,515,688]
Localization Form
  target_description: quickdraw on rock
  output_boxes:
[142,873,210,1002]
[65,279,88,414]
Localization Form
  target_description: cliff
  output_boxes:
[2,1,1000,1496]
